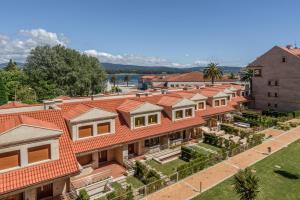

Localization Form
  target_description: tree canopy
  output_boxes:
[24,45,107,100]
[203,62,223,84]
[0,77,8,105]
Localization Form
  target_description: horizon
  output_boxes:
[0,0,300,67]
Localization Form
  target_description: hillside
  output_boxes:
[0,62,242,74]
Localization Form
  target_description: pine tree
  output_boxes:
[0,77,8,105]
[4,59,18,71]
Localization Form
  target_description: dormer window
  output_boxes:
[221,99,226,106]
[28,144,51,164]
[185,108,193,117]
[148,114,158,125]
[0,150,20,170]
[97,122,111,134]
[175,110,183,119]
[215,100,220,107]
[135,116,146,127]
[78,125,93,138]
[198,102,205,110]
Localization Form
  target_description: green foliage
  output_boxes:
[220,124,239,135]
[134,161,160,184]
[275,122,291,131]
[4,59,19,71]
[181,146,206,162]
[233,168,259,200]
[228,72,236,79]
[0,77,8,105]
[24,45,107,100]
[111,86,122,93]
[110,75,117,87]
[78,189,90,200]
[248,134,264,147]
[203,62,223,84]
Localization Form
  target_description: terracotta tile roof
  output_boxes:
[152,71,237,83]
[63,104,92,120]
[0,115,60,134]
[0,110,79,194]
[72,111,205,154]
[156,96,182,107]
[0,102,29,109]
[281,46,300,57]
[117,99,144,113]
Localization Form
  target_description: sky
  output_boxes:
[0,0,300,67]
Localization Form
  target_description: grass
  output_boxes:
[146,158,187,175]
[126,176,144,189]
[198,142,222,153]
[190,145,212,155]
[193,139,300,200]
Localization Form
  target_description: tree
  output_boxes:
[110,75,117,87]
[233,168,259,200]
[0,77,8,105]
[4,59,18,71]
[123,75,131,87]
[228,72,236,79]
[24,45,107,100]
[203,62,223,85]
[241,69,254,96]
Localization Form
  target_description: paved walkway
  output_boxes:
[144,126,300,200]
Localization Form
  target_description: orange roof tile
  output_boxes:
[157,96,182,107]
[117,99,144,113]
[0,110,79,194]
[0,102,29,109]
[63,103,92,120]
[0,115,60,134]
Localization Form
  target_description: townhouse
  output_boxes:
[0,84,248,200]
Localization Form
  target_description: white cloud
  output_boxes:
[0,29,67,63]
[84,49,192,67]
[0,28,216,67]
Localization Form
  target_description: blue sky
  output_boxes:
[0,0,300,67]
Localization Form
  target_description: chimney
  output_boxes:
[286,44,292,49]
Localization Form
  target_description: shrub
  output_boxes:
[78,189,89,200]
[220,124,239,135]
[105,191,116,200]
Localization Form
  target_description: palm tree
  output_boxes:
[233,168,260,200]
[228,72,236,79]
[241,69,254,96]
[110,75,117,87]
[123,75,130,87]
[203,62,223,85]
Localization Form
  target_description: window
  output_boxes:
[221,99,226,105]
[97,122,110,134]
[78,125,93,138]
[232,93,236,97]
[28,145,51,164]
[135,116,145,127]
[198,102,204,109]
[215,100,220,107]
[185,108,193,117]
[275,92,278,97]
[77,154,93,166]
[254,69,262,77]
[169,132,181,141]
[275,80,278,86]
[171,84,174,87]
[268,92,271,97]
[0,150,20,170]
[268,80,271,86]
[175,110,183,119]
[268,103,271,107]
[145,137,160,147]
[282,57,286,63]
[274,104,278,108]
[148,114,158,124]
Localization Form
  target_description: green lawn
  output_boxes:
[198,142,222,153]
[190,145,212,155]
[126,176,144,189]
[193,139,300,200]
[146,159,187,175]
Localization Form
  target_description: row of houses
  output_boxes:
[0,84,248,200]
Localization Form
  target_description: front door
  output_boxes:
[37,183,53,200]
[128,143,135,155]
[99,150,108,163]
